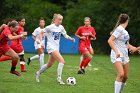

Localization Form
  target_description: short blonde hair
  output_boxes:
[84,17,91,21]
[51,13,63,24]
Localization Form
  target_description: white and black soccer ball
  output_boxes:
[66,77,76,86]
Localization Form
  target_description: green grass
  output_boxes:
[0,54,140,93]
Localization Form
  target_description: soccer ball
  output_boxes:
[66,77,76,86]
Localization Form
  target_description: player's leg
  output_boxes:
[5,49,20,76]
[114,61,124,93]
[18,51,27,72]
[50,50,65,84]
[37,48,44,68]
[88,46,94,66]
[0,56,11,62]
[78,51,92,73]
[120,62,129,93]
[36,55,55,82]
[27,55,39,65]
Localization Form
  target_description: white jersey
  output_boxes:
[111,25,130,57]
[44,24,70,53]
[32,27,46,49]
[32,27,45,42]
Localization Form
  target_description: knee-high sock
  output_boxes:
[115,81,122,93]
[57,63,64,79]
[80,59,85,69]
[39,53,44,68]
[38,64,48,73]
[120,83,126,93]
[11,60,18,69]
[83,59,91,68]
[0,56,11,62]
[20,61,26,70]
[30,55,39,60]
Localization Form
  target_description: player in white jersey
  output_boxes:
[27,18,46,68]
[35,14,75,84]
[108,14,138,93]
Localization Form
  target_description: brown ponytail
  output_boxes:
[110,13,129,35]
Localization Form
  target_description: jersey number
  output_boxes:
[52,32,61,40]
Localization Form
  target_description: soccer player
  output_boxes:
[27,17,46,68]
[75,17,96,74]
[108,14,137,93]
[9,17,27,72]
[35,13,75,84]
[0,21,27,76]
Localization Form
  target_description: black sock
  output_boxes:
[10,67,16,71]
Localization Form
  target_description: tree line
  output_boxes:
[0,0,140,54]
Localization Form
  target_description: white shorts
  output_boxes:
[34,41,45,50]
[47,46,59,54]
[111,56,130,65]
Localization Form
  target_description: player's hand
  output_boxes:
[36,40,40,44]
[23,36,27,40]
[41,43,45,48]
[21,32,27,36]
[129,47,137,54]
[115,51,120,58]
[71,38,75,42]
[80,36,86,40]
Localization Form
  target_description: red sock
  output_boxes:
[80,59,86,69]
[12,60,18,67]
[20,64,25,70]
[83,59,91,68]
[20,61,26,71]
[0,56,11,62]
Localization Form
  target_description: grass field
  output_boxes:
[0,54,140,93]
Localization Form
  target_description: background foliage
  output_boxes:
[0,0,140,54]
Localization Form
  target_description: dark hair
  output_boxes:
[17,17,25,22]
[3,18,15,25]
[8,21,18,27]
[40,17,44,21]
[112,13,129,33]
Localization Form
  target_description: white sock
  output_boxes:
[120,83,126,93]
[115,81,122,93]
[38,64,48,73]
[30,55,39,60]
[57,63,64,79]
[39,53,44,68]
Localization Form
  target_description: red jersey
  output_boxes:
[0,26,12,56]
[0,26,12,46]
[10,25,24,46]
[10,25,24,53]
[75,25,96,47]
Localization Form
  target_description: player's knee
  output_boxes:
[118,72,124,79]
[88,55,92,60]
[123,75,128,80]
[13,55,19,60]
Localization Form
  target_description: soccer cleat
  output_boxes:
[10,71,21,76]
[36,71,40,82]
[57,78,65,85]
[81,69,85,73]
[27,58,31,65]
[77,69,85,74]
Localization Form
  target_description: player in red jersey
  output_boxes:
[0,17,27,72]
[0,21,27,76]
[10,17,27,72]
[75,17,96,74]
